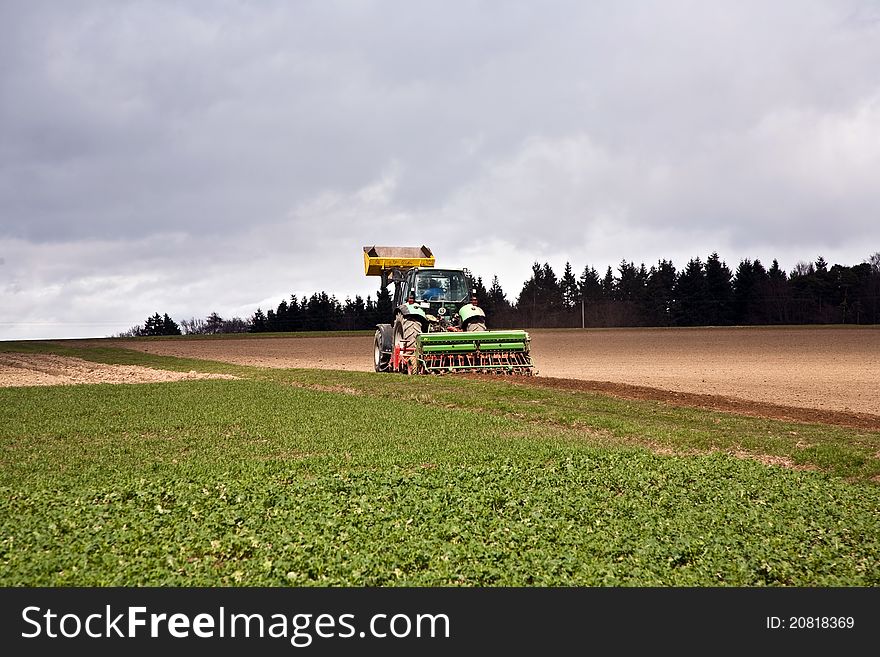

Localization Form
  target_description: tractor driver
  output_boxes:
[421,278,444,301]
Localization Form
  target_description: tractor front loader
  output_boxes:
[364,245,534,375]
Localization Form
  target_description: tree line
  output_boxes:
[491,252,880,328]
[121,251,880,336]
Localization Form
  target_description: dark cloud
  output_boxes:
[1,1,878,338]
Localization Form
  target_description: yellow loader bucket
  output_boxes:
[364,245,434,276]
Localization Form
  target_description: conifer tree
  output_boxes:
[162,313,181,335]
[560,262,579,311]
[704,252,733,325]
[674,258,707,325]
[249,308,268,332]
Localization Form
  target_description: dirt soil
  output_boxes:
[65,326,880,428]
[524,327,880,423]
[0,353,237,387]
[473,375,880,431]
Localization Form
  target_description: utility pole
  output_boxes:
[581,296,585,329]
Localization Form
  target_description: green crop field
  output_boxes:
[1,341,878,586]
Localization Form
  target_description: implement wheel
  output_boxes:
[393,315,422,374]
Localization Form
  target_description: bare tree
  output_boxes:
[221,317,250,333]
[114,325,143,338]
[791,261,814,277]
[205,312,224,334]
[180,317,206,335]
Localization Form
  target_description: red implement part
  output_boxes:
[392,344,417,373]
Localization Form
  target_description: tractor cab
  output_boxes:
[393,268,470,309]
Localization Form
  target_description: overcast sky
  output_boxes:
[2,0,879,339]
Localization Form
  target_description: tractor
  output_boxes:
[364,245,534,375]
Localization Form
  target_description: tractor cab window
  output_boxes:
[415,270,468,302]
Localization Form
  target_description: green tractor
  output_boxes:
[364,245,534,375]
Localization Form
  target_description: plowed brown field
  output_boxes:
[0,353,237,387]
[94,326,880,428]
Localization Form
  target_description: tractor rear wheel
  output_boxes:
[374,328,390,372]
[466,319,487,332]
[393,315,422,374]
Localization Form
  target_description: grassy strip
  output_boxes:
[263,369,880,483]
[4,341,879,482]
[1,378,878,586]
